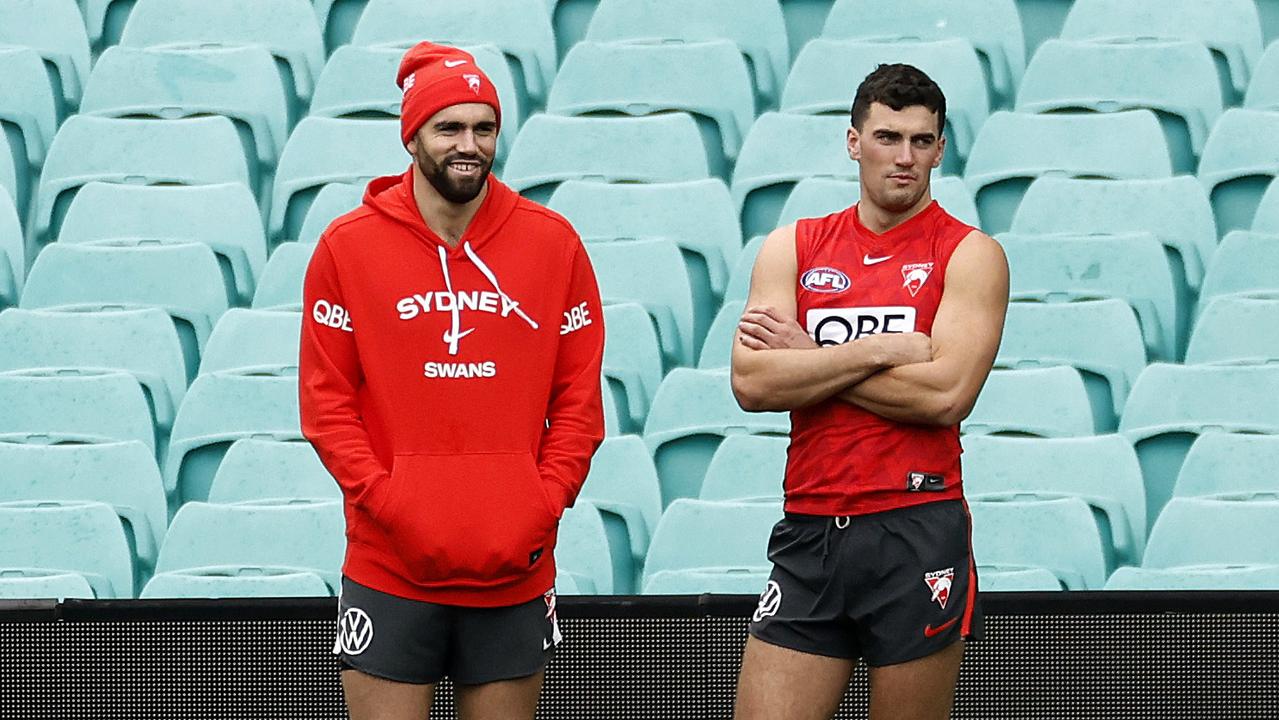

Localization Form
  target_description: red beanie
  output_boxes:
[396,42,502,146]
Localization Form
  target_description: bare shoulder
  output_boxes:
[755,223,798,267]
[951,229,1007,268]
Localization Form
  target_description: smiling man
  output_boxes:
[730,64,1008,720]
[300,42,605,720]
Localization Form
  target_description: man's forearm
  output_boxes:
[732,339,889,412]
[836,361,964,425]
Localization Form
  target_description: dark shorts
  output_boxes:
[334,577,562,685]
[749,500,982,667]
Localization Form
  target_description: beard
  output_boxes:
[415,148,491,204]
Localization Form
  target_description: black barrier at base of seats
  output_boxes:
[2,593,1279,718]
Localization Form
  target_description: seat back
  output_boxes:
[969,497,1107,590]
[207,438,338,503]
[0,500,134,598]
[1142,498,1279,569]
[642,498,782,589]
[0,369,155,452]
[699,435,788,502]
[963,366,1094,438]
[200,309,302,377]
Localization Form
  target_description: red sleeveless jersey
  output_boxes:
[785,200,974,516]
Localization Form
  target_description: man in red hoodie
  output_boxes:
[299,42,605,719]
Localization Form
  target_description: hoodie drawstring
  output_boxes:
[463,241,539,330]
[435,241,538,356]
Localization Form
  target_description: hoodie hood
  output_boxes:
[362,166,521,256]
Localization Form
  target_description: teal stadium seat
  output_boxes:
[731,112,853,240]
[643,368,789,505]
[997,300,1146,431]
[0,440,166,581]
[599,303,663,431]
[0,189,23,308]
[0,46,58,171]
[33,116,251,259]
[1015,39,1221,173]
[0,500,134,598]
[777,176,979,229]
[0,308,186,432]
[697,299,743,370]
[962,366,1094,438]
[59,182,268,306]
[822,0,1024,109]
[969,497,1107,590]
[269,117,405,244]
[0,142,19,231]
[964,110,1172,234]
[352,0,555,109]
[140,568,332,599]
[299,183,363,245]
[548,40,755,176]
[642,498,781,593]
[962,434,1146,569]
[150,499,344,595]
[1198,231,1279,310]
[1060,0,1263,102]
[81,0,138,51]
[577,436,664,592]
[600,374,620,436]
[724,235,764,303]
[199,309,302,377]
[555,502,615,594]
[1186,296,1279,365]
[699,434,788,502]
[207,438,338,504]
[0,0,91,111]
[1120,364,1279,530]
[586,0,789,109]
[1258,178,1279,232]
[311,0,370,54]
[586,239,696,369]
[1105,565,1279,590]
[21,241,231,379]
[545,0,598,64]
[1198,109,1279,236]
[781,38,988,169]
[1245,41,1279,109]
[502,114,710,206]
[1174,434,1279,500]
[164,372,301,504]
[120,0,324,109]
[980,567,1064,591]
[0,369,155,452]
[1001,232,1178,362]
[1138,497,1279,573]
[0,569,94,600]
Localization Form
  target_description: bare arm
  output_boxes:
[836,231,1009,425]
[730,225,929,412]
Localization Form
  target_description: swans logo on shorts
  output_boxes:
[752,580,782,623]
[801,267,850,294]
[543,590,564,650]
[336,607,374,655]
[924,568,954,610]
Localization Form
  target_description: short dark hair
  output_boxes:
[850,63,946,134]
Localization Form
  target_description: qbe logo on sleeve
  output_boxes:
[805,306,916,346]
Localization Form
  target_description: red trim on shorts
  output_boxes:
[960,498,977,636]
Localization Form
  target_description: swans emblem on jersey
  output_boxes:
[901,262,935,297]
[801,267,850,293]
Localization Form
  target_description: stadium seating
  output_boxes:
[776,176,980,228]
[996,300,1146,430]
[0,369,155,451]
[821,0,1024,109]
[0,191,24,308]
[600,374,621,436]
[21,241,231,379]
[577,436,664,591]
[599,303,663,431]
[1015,39,1222,173]
[352,0,556,109]
[585,0,789,108]
[1139,497,1279,570]
[1198,109,1279,235]
[59,182,268,306]
[697,299,743,370]
[0,46,58,170]
[0,570,95,600]
[269,117,405,244]
[962,434,1146,568]
[586,239,696,368]
[964,110,1172,234]
[643,368,789,505]
[555,502,615,594]
[299,183,363,245]
[163,372,301,504]
[1000,232,1178,362]
[33,116,251,254]
[968,497,1107,590]
[1174,433,1279,500]
[0,145,20,232]
[140,568,332,599]
[1105,565,1279,590]
[0,0,92,110]
[962,366,1095,438]
[199,309,302,377]
[0,500,134,598]
[120,0,325,110]
[1120,364,1279,529]
[781,38,988,169]
[1185,296,1279,364]
[1198,231,1279,310]
[724,235,764,303]
[1257,179,1279,232]
[82,0,137,50]
[731,112,855,239]
[699,434,788,502]
[206,438,338,505]
[548,40,755,174]
[0,308,186,432]
[502,114,710,205]
[151,499,344,595]
[1245,41,1279,109]
[0,440,166,579]
[641,498,782,593]
[980,567,1065,591]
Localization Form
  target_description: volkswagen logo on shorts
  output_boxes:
[752,580,782,623]
[800,267,850,294]
[337,607,374,655]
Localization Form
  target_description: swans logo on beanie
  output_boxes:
[396,41,502,145]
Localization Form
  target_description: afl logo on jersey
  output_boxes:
[800,267,850,293]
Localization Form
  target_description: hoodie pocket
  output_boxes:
[372,452,558,585]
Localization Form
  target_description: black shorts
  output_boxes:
[334,577,561,685]
[749,500,982,667]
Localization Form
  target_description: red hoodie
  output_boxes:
[299,168,605,607]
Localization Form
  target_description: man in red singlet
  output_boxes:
[729,64,1009,720]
